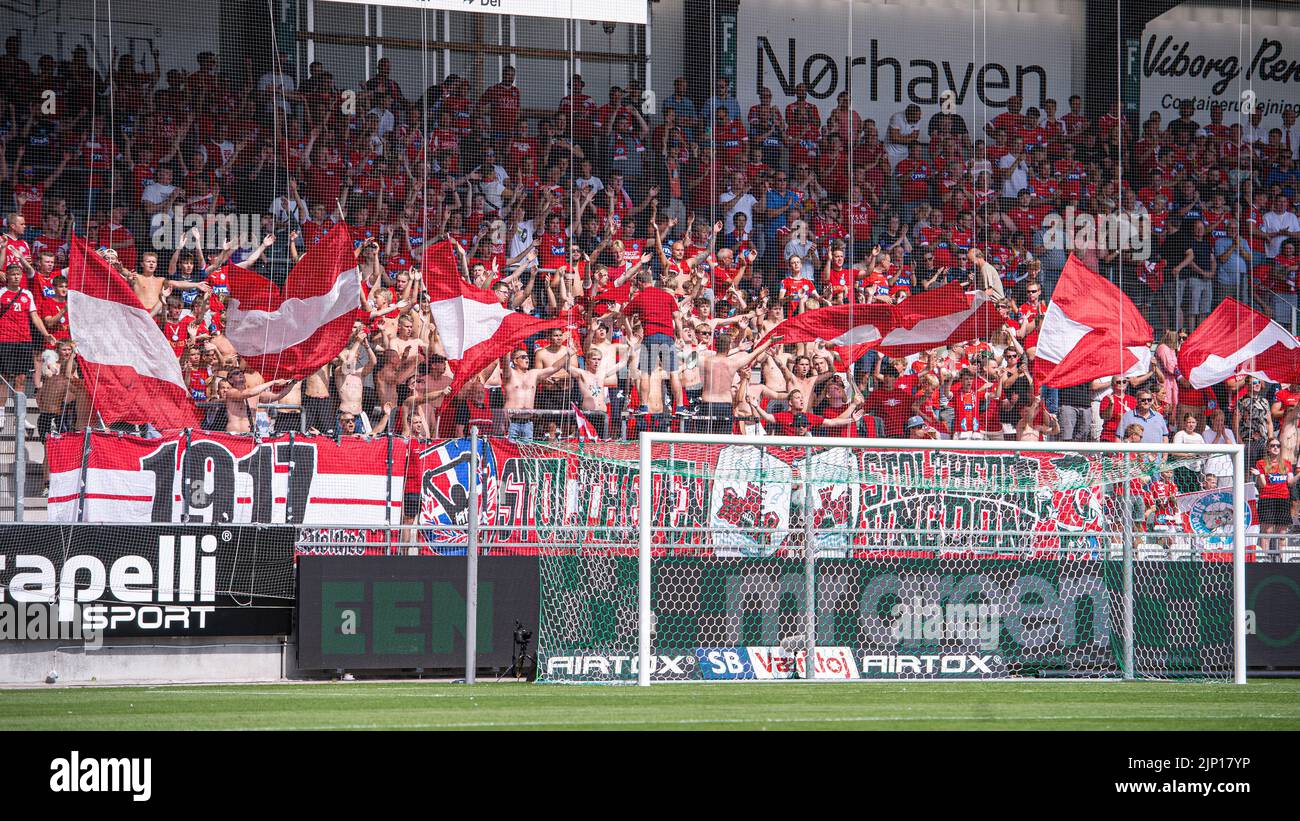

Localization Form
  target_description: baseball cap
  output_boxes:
[906,416,926,430]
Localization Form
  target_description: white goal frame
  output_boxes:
[636,432,1248,686]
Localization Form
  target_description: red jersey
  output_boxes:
[848,202,875,241]
[952,387,982,433]
[1099,393,1137,442]
[896,159,932,202]
[863,386,914,437]
[1255,459,1294,500]
[163,315,195,357]
[782,276,815,309]
[770,410,826,437]
[480,82,521,134]
[39,297,69,346]
[0,288,38,342]
[624,286,677,339]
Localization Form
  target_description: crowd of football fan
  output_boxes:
[3,38,1300,531]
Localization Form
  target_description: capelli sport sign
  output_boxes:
[0,526,294,636]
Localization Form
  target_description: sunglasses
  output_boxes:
[1138,398,1153,403]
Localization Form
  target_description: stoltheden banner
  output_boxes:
[0,525,295,637]
[44,435,1257,559]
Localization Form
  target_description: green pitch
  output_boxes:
[2,680,1300,730]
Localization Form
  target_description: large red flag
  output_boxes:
[1033,254,1153,388]
[876,284,1005,356]
[756,284,1003,362]
[66,237,201,430]
[422,241,568,400]
[224,224,361,380]
[1179,298,1300,388]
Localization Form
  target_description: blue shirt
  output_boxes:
[764,189,798,238]
[1214,236,1247,284]
[704,95,742,125]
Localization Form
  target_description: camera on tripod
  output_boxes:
[497,621,535,681]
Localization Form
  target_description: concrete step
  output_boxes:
[1,390,52,521]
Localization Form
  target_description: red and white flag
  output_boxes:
[1179,298,1300,388]
[1033,254,1153,388]
[224,224,361,380]
[66,237,200,430]
[423,241,568,399]
[756,284,1002,361]
[876,283,1004,356]
[571,403,600,441]
[757,302,898,363]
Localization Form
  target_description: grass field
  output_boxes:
[2,679,1299,730]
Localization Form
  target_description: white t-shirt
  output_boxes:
[1203,428,1237,478]
[1261,209,1300,257]
[510,219,537,260]
[1174,429,1207,472]
[784,237,816,262]
[1000,153,1029,199]
[258,71,297,113]
[478,178,508,211]
[885,111,919,167]
[141,182,177,207]
[270,196,310,225]
[718,191,756,234]
[574,175,604,196]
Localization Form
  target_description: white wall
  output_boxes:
[5,0,222,77]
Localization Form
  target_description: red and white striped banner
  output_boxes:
[46,431,406,524]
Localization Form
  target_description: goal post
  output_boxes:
[630,432,1248,686]
[526,433,1248,684]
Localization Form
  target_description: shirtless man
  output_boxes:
[586,320,633,424]
[35,340,79,440]
[501,347,572,439]
[638,363,673,433]
[776,347,837,406]
[271,377,304,434]
[699,331,780,434]
[334,333,375,429]
[406,354,456,437]
[121,241,210,313]
[222,369,294,434]
[567,347,621,438]
[302,362,335,433]
[376,314,426,411]
[675,324,708,411]
[534,327,574,410]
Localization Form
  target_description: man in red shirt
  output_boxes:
[558,74,598,151]
[785,83,821,130]
[0,263,56,428]
[754,387,862,436]
[480,65,521,144]
[862,364,915,437]
[2,213,33,285]
[620,270,680,412]
[896,144,932,221]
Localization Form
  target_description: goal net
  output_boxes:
[526,434,1247,684]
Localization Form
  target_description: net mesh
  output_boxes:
[526,439,1237,682]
